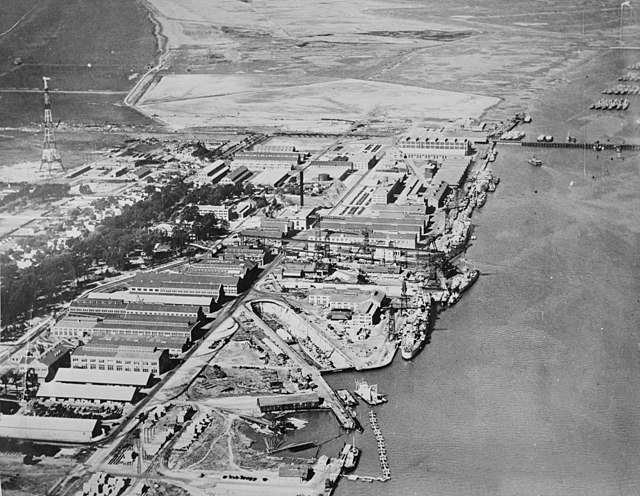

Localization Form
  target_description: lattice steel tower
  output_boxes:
[40,76,64,173]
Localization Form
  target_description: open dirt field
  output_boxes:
[136,0,640,130]
[138,76,499,131]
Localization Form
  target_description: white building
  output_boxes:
[396,130,471,159]
[197,204,233,222]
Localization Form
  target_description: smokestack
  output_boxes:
[299,171,304,207]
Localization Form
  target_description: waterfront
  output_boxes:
[324,120,640,496]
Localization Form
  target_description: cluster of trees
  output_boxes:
[1,179,257,326]
[185,182,247,206]
[1,252,85,325]
[0,183,70,208]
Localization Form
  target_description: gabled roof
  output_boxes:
[37,382,137,402]
[54,368,151,387]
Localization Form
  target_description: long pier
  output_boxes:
[498,140,640,151]
[369,410,391,481]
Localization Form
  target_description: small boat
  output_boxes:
[340,442,361,471]
[476,191,487,208]
[337,389,358,407]
[528,155,542,167]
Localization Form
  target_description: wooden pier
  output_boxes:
[498,140,640,151]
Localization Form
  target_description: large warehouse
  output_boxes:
[0,415,102,443]
[37,382,137,404]
[54,368,152,388]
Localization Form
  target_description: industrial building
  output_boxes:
[425,181,451,209]
[257,392,321,413]
[233,151,300,170]
[251,144,296,153]
[188,160,229,186]
[69,298,128,316]
[37,382,138,404]
[183,259,258,282]
[371,177,403,205]
[68,298,201,319]
[17,341,74,381]
[87,334,188,356]
[276,206,317,231]
[220,166,253,186]
[54,368,152,388]
[250,168,291,188]
[196,204,234,221]
[52,314,201,342]
[303,164,352,182]
[0,415,102,443]
[431,156,473,188]
[239,228,284,248]
[309,288,385,326]
[129,272,226,303]
[260,217,292,235]
[396,130,472,159]
[224,246,268,265]
[311,213,426,254]
[71,344,170,375]
[279,464,312,481]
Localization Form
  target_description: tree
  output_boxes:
[181,205,201,223]
[170,228,190,252]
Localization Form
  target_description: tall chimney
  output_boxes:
[299,171,304,207]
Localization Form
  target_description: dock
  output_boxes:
[498,140,640,151]
[368,409,391,481]
[345,474,388,483]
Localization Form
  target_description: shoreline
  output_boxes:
[124,0,173,124]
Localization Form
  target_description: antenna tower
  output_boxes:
[40,77,65,174]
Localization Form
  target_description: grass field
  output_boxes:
[0,0,159,127]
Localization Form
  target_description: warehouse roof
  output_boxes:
[37,382,137,402]
[72,346,166,360]
[125,302,200,315]
[0,415,99,438]
[122,294,215,307]
[71,298,127,309]
[130,273,225,293]
[87,335,187,351]
[54,368,151,387]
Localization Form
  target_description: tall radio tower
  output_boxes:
[40,76,64,173]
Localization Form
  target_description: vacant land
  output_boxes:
[139,76,499,131]
[135,0,639,130]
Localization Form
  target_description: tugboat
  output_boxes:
[340,442,361,471]
[336,389,358,407]
[354,380,387,405]
[528,155,542,166]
